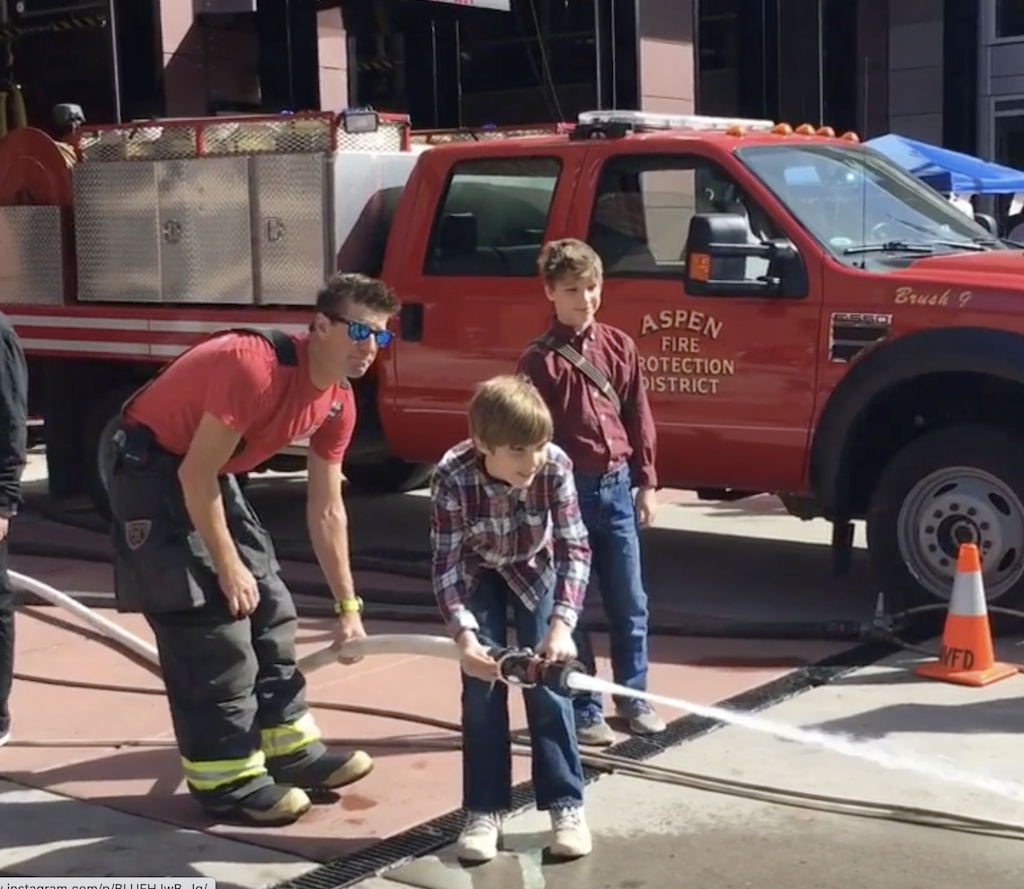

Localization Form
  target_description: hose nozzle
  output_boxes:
[490,647,586,697]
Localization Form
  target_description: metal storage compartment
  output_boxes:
[250,153,329,307]
[0,206,67,306]
[69,111,417,307]
[157,157,254,305]
[73,162,162,303]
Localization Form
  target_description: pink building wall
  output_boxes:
[157,0,694,119]
[638,0,696,114]
[159,0,349,116]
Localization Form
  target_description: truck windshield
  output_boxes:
[734,142,1007,266]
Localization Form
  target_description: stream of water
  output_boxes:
[568,673,1024,804]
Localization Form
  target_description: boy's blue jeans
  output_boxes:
[571,463,651,717]
[461,570,585,813]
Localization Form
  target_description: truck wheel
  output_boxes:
[83,384,139,521]
[866,425,1024,614]
[343,457,433,494]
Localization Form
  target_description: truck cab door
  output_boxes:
[379,148,579,465]
[564,142,824,492]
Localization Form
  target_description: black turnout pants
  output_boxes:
[107,430,322,805]
[0,540,13,736]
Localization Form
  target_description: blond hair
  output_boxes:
[468,375,553,450]
[537,238,603,288]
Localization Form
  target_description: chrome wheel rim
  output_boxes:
[896,466,1024,602]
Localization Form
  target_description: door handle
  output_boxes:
[400,302,424,342]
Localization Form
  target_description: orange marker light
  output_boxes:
[772,123,793,135]
[795,123,816,135]
[841,131,861,142]
[689,253,711,282]
[816,126,836,137]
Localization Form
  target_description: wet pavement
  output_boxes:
[4,458,1023,887]
[375,646,1024,889]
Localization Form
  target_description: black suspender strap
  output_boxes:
[532,333,623,415]
[120,326,299,418]
[234,327,298,367]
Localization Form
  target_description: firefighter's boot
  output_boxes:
[203,782,312,827]
[268,747,375,791]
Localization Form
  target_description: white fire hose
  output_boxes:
[10,569,462,678]
[11,571,163,669]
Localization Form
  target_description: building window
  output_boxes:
[423,157,562,277]
[995,112,1024,169]
[996,0,1024,38]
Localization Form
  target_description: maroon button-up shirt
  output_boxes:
[518,320,658,488]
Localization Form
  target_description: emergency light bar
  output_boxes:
[577,110,777,133]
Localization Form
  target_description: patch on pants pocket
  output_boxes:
[113,515,212,613]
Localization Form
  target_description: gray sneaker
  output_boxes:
[616,698,666,735]
[574,709,617,747]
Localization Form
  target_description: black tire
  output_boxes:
[343,456,433,494]
[82,384,139,521]
[866,424,1024,614]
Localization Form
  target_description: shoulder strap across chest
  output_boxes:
[531,333,623,415]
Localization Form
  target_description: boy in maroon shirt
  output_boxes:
[518,238,665,746]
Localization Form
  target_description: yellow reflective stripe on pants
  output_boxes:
[260,712,323,759]
[181,751,267,792]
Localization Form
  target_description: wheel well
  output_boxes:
[842,371,1024,518]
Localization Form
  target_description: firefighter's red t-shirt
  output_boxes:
[124,331,356,474]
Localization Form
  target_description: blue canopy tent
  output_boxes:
[865,133,1024,194]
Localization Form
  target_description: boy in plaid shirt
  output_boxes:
[430,374,593,863]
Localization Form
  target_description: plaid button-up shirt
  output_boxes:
[429,439,591,637]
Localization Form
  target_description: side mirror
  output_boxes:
[683,213,805,298]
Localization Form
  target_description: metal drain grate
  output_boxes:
[270,633,910,889]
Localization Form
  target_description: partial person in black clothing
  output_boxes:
[0,310,28,748]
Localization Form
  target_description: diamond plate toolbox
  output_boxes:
[73,162,162,302]
[0,206,66,305]
[157,157,254,304]
[251,153,328,306]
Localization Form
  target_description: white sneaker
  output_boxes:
[549,806,592,859]
[456,811,503,863]
[0,728,9,749]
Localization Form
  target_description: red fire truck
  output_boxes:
[1,106,1022,613]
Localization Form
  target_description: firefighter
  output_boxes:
[106,272,401,826]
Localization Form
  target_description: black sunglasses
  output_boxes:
[328,315,394,347]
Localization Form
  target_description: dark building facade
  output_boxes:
[696,0,981,154]
[3,0,1002,167]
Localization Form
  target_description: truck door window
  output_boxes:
[423,157,562,277]
[587,154,783,279]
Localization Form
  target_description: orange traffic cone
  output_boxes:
[913,543,1018,687]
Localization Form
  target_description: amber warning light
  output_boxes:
[689,253,711,282]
